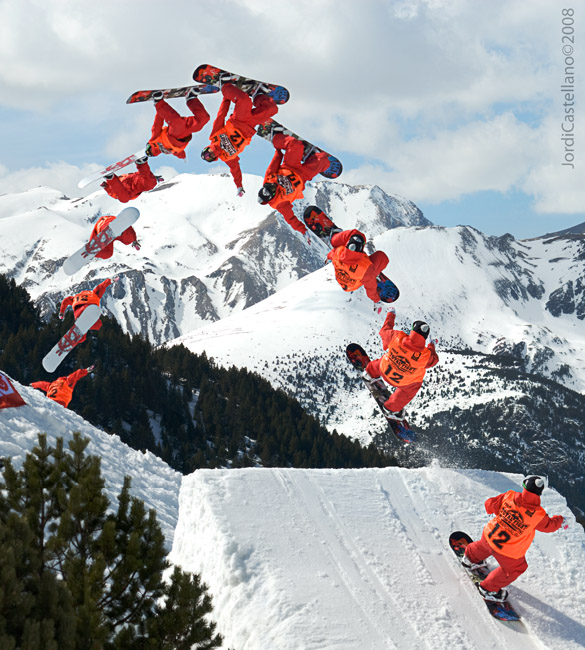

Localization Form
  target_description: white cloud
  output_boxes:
[0,0,582,220]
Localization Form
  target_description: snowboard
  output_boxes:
[78,150,147,189]
[448,531,522,622]
[42,304,101,373]
[126,83,219,104]
[256,120,342,179]
[304,206,399,303]
[63,207,140,276]
[345,343,415,443]
[193,63,290,105]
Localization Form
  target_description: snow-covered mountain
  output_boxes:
[2,381,584,650]
[0,174,427,344]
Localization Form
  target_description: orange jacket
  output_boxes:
[265,167,305,205]
[148,126,190,158]
[60,278,112,318]
[482,489,563,558]
[327,230,385,303]
[377,311,438,386]
[31,368,89,408]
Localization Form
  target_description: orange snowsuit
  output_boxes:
[59,278,112,343]
[148,97,210,158]
[365,311,438,411]
[31,368,89,408]
[465,489,564,592]
[208,83,277,188]
[102,160,158,203]
[327,229,389,302]
[263,133,330,233]
[89,215,137,260]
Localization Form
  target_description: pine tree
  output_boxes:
[0,434,224,650]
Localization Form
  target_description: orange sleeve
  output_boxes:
[425,343,439,368]
[94,278,112,300]
[60,296,74,316]
[484,493,506,515]
[536,514,564,533]
[224,157,243,189]
[30,381,50,393]
[263,149,283,182]
[379,311,397,349]
[66,368,89,388]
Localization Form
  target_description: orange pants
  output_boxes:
[465,535,528,591]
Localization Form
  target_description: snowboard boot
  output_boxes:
[135,156,148,166]
[381,406,405,421]
[461,554,488,571]
[478,585,508,602]
[152,91,164,103]
[186,86,200,100]
[104,172,115,180]
[362,369,382,385]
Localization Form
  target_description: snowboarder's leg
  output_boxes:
[185,97,211,133]
[155,99,191,140]
[117,226,138,247]
[221,83,253,122]
[479,553,528,593]
[369,250,389,276]
[383,381,422,412]
[103,175,132,203]
[302,151,331,180]
[277,135,304,167]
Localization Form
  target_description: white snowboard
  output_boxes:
[63,207,140,276]
[78,150,147,189]
[42,304,101,373]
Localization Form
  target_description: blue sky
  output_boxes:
[0,0,583,239]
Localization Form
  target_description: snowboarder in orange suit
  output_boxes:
[59,277,116,344]
[88,216,140,260]
[146,92,210,159]
[363,310,439,419]
[257,134,330,234]
[326,229,389,303]
[31,366,94,408]
[201,83,278,195]
[461,476,565,602]
[101,157,161,203]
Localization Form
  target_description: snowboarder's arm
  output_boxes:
[66,368,89,388]
[275,202,306,234]
[94,278,113,299]
[484,493,506,515]
[536,514,564,533]
[425,342,439,368]
[210,98,231,136]
[378,310,397,349]
[224,157,243,189]
[30,381,50,393]
[59,296,73,316]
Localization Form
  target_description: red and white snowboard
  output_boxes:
[42,304,101,373]
[63,207,140,276]
[78,151,147,189]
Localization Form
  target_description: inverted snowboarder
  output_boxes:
[88,215,140,259]
[101,156,161,203]
[59,278,116,345]
[146,92,210,159]
[257,133,331,235]
[31,366,94,408]
[362,309,438,420]
[201,82,278,196]
[459,476,565,602]
[326,229,390,304]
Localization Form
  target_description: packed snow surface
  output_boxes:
[171,466,585,650]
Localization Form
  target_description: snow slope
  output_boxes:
[170,466,585,650]
[0,376,181,546]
